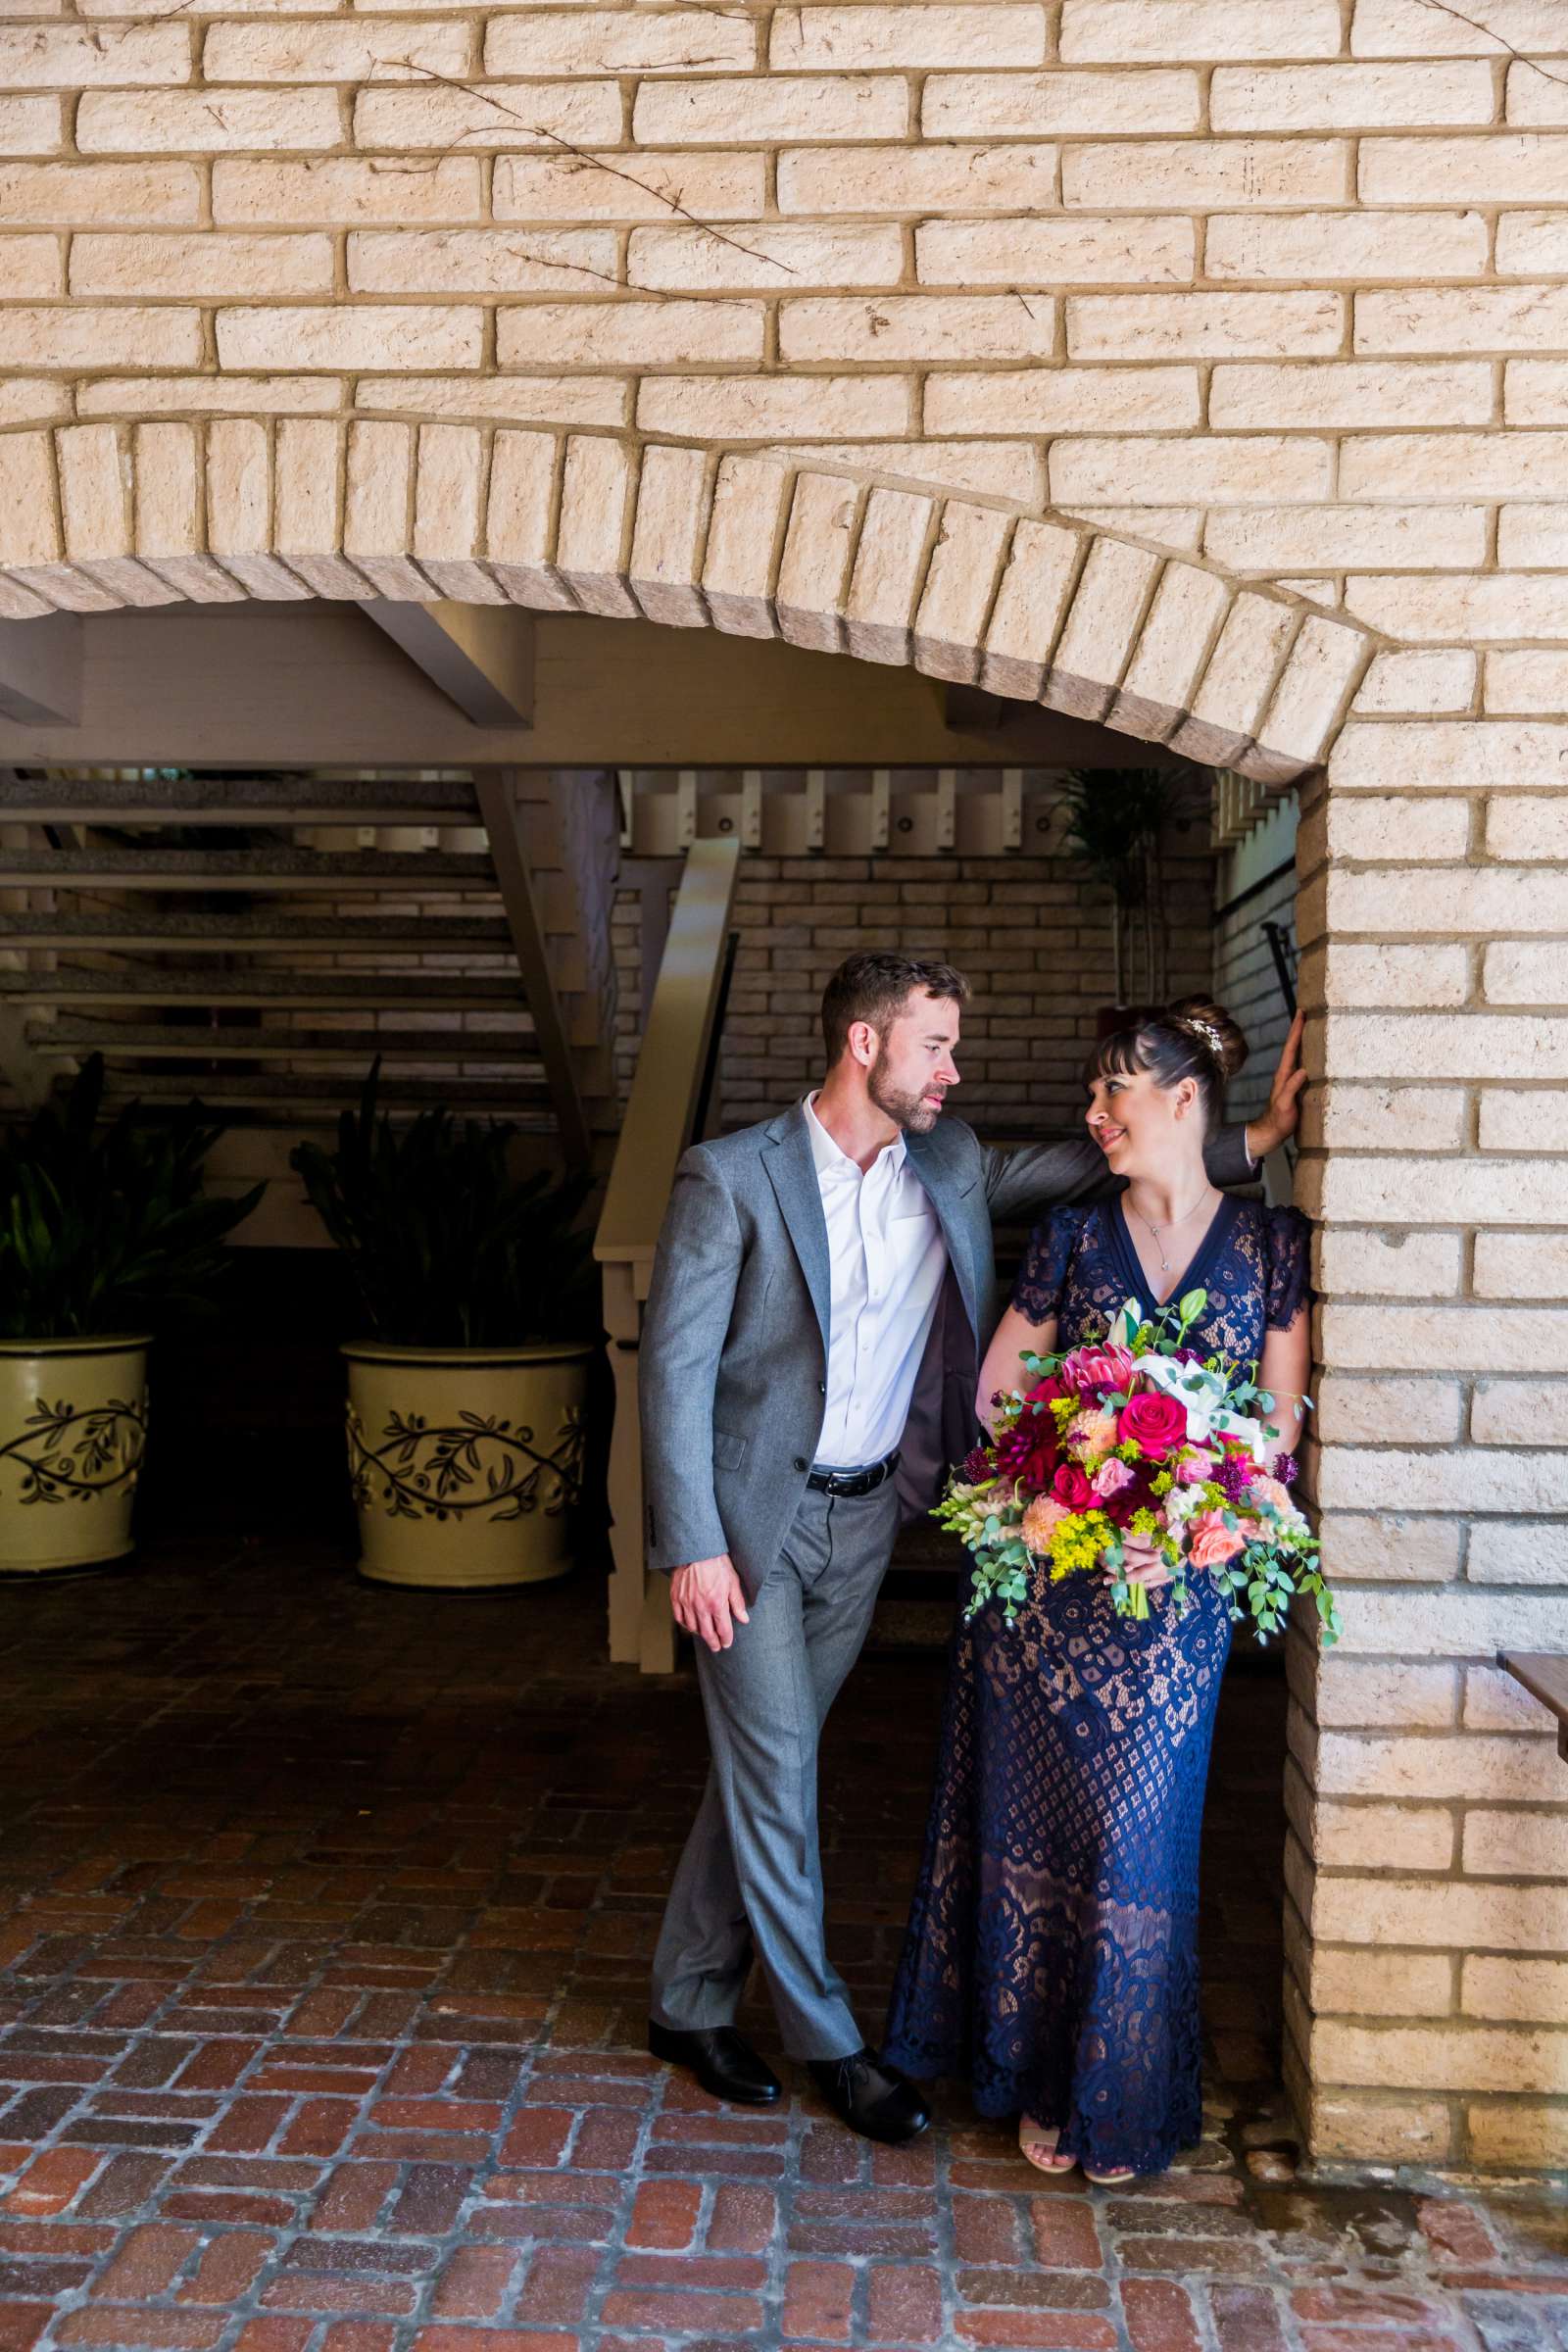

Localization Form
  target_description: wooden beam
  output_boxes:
[0,1006,51,1110]
[363,600,533,728]
[619,855,683,1026]
[944,680,1011,733]
[0,605,1188,769]
[474,766,590,1170]
[1499,1650,1568,1763]
[0,614,80,727]
[595,839,741,1671]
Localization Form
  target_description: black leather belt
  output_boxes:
[808,1449,901,1498]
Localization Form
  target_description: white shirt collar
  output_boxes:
[804,1092,907,1182]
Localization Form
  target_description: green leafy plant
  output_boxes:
[289,1062,595,1349]
[0,1054,265,1341]
[1056,766,1176,1007]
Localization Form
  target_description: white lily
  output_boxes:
[1136,1350,1268,1464]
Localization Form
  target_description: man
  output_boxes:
[642,953,1304,2142]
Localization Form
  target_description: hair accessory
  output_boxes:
[1180,1012,1226,1061]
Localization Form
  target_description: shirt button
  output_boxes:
[818,1382,826,1395]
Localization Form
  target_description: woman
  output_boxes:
[883,998,1309,2183]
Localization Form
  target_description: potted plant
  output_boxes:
[0,1055,264,1575]
[290,1065,596,1591]
[1057,766,1176,1030]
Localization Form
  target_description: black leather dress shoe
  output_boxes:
[648,2021,782,2106]
[807,2048,931,2143]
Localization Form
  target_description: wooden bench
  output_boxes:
[1499,1652,1568,1762]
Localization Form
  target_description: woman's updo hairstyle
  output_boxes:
[1084,995,1249,1135]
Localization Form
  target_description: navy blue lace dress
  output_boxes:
[884,1194,1309,2177]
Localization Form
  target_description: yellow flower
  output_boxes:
[1046,1507,1114,1578]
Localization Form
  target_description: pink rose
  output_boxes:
[1092,1457,1135,1499]
[1189,1510,1247,1570]
[1051,1462,1095,1512]
[1175,1447,1218,1486]
[1116,1391,1188,1460]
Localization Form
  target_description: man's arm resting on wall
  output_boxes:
[981,1011,1307,1223]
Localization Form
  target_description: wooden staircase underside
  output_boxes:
[0,764,622,1229]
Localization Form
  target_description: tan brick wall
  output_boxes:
[1295,703,1568,2171]
[612,830,1218,1136]
[3,0,1568,2172]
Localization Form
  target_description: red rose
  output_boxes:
[1051,1462,1095,1511]
[1116,1392,1188,1460]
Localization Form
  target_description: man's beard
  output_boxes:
[868,1044,944,1134]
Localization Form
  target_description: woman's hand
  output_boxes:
[1106,1533,1172,1592]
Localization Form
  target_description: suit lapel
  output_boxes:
[906,1130,979,1340]
[762,1108,832,1352]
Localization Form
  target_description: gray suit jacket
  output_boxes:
[639,1107,1253,1602]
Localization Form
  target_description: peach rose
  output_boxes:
[1188,1510,1247,1570]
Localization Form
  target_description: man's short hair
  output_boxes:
[820,952,970,1066]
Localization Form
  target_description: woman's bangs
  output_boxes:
[1083,1027,1151,1093]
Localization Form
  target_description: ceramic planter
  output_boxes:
[0,1337,150,1574]
[343,1339,592,1590]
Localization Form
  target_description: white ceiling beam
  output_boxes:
[0,614,80,727]
[362,600,533,729]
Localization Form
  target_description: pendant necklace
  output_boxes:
[1130,1185,1215,1275]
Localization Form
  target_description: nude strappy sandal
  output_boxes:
[1018,2115,1077,2174]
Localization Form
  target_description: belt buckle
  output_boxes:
[816,1451,895,1497]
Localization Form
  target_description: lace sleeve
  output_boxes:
[1009,1209,1083,1328]
[1265,1206,1311,1332]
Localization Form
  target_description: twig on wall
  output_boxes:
[1412,0,1568,91]
[384,58,798,276]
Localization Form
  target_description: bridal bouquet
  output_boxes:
[935,1291,1340,1644]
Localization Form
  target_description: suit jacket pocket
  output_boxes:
[712,1428,748,1471]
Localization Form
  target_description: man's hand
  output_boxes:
[1244,1009,1307,1162]
[670,1553,750,1653]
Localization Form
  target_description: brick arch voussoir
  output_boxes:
[0,416,1375,786]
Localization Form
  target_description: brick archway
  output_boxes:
[1,410,1414,2171]
[0,417,1374,782]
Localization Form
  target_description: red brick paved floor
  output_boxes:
[0,1534,1560,2352]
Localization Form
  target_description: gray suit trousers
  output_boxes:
[650,1478,899,2061]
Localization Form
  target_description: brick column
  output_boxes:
[1292,710,1568,2171]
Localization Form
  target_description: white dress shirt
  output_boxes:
[805,1093,950,1469]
